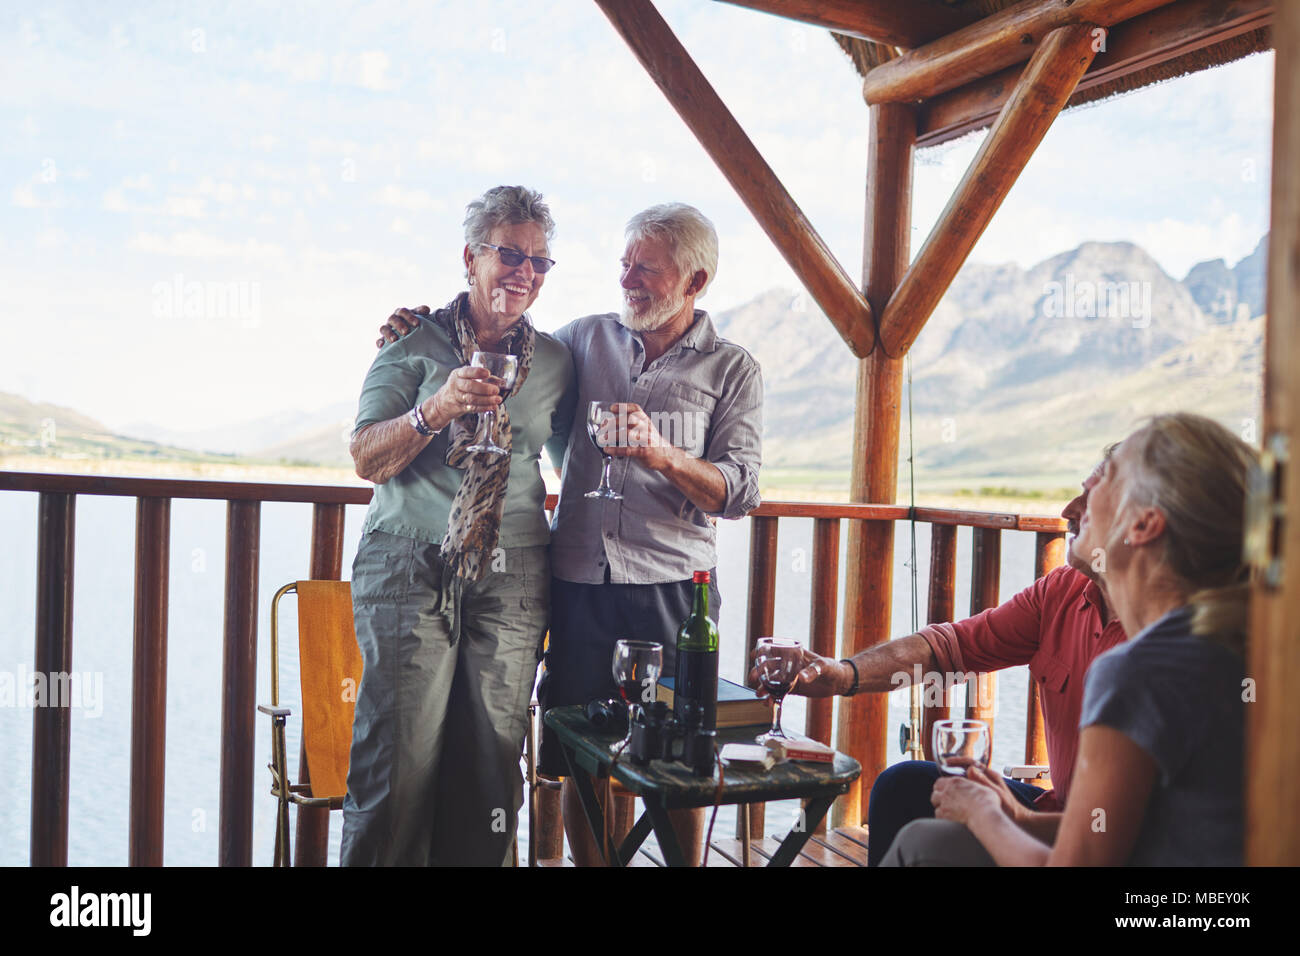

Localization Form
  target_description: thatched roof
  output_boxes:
[833,0,1272,144]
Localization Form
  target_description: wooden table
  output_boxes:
[544,705,861,867]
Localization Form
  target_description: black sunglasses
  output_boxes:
[479,243,556,274]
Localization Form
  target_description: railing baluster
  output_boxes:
[921,523,957,760]
[739,514,779,843]
[806,518,840,747]
[806,518,840,835]
[130,496,170,866]
[31,491,76,866]
[293,502,347,867]
[1026,531,1067,767]
[219,499,260,866]
[966,527,1001,748]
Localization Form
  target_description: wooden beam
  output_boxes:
[919,0,1275,147]
[594,0,876,357]
[834,102,914,829]
[862,0,1174,105]
[879,24,1098,357]
[713,0,979,49]
[1247,0,1300,867]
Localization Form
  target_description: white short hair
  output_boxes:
[625,203,718,298]
[463,185,555,248]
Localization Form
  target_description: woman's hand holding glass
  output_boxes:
[425,364,502,431]
[931,772,1004,828]
[465,351,518,455]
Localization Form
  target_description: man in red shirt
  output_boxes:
[773,454,1125,865]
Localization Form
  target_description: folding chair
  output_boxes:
[258,580,363,867]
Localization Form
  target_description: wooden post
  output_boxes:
[1247,0,1300,866]
[966,528,1001,746]
[879,23,1101,357]
[129,496,170,866]
[293,502,347,866]
[835,101,915,828]
[921,523,957,760]
[31,492,75,867]
[739,514,778,840]
[592,0,875,356]
[219,499,260,866]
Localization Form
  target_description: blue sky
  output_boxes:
[1,2,1275,433]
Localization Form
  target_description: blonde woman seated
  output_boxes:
[883,412,1254,866]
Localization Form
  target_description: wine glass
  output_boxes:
[465,351,519,456]
[584,401,623,500]
[611,640,662,749]
[755,637,802,744]
[931,718,990,775]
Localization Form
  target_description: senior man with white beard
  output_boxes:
[378,203,763,865]
[539,203,763,866]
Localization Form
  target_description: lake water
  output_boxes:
[0,491,1037,865]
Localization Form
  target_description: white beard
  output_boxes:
[619,291,684,332]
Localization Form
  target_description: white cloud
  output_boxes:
[129,231,285,259]
[164,196,206,218]
[332,49,393,91]
[12,183,66,209]
[373,185,447,212]
[253,43,328,83]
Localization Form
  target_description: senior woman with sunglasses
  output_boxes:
[342,185,574,866]
[884,412,1254,866]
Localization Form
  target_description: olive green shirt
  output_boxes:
[353,303,576,546]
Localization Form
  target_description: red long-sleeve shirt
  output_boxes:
[919,565,1127,808]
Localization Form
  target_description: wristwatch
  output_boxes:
[408,404,440,437]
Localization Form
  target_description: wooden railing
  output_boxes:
[739,499,1067,836]
[2,470,1066,865]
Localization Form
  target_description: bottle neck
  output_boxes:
[692,581,709,619]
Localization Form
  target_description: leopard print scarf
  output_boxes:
[438,293,534,581]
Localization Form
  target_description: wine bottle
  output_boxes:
[675,570,720,731]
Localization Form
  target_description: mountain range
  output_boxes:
[2,235,1267,492]
[712,234,1266,487]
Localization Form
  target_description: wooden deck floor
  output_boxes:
[534,825,870,867]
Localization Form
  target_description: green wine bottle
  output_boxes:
[675,570,719,731]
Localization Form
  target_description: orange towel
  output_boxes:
[295,581,364,801]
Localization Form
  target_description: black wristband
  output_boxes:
[840,658,860,697]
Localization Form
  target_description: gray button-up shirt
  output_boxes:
[546,311,763,585]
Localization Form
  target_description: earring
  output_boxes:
[468,274,476,286]
[1123,537,1130,546]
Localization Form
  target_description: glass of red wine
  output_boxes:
[931,719,990,775]
[755,637,802,744]
[584,401,623,500]
[611,639,662,749]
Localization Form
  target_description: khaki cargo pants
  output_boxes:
[341,530,548,866]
